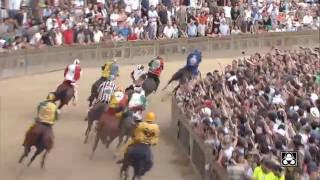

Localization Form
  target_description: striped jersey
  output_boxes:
[96,80,116,104]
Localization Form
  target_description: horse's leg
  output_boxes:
[120,162,129,180]
[40,150,48,168]
[27,148,44,167]
[84,121,93,144]
[18,146,31,163]
[124,135,130,144]
[106,135,117,149]
[90,133,100,159]
[172,84,180,95]
[117,129,126,149]
[57,103,64,114]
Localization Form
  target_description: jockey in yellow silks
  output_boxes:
[101,59,120,81]
[107,87,128,119]
[117,112,160,163]
[30,93,58,131]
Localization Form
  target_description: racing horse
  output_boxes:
[84,102,108,144]
[162,66,200,94]
[91,92,128,158]
[162,50,202,94]
[18,122,54,168]
[53,80,75,113]
[120,143,153,180]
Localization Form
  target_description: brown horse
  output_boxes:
[18,122,54,168]
[53,81,75,112]
[84,102,108,144]
[91,107,121,158]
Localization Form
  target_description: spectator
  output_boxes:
[110,8,120,33]
[93,26,103,43]
[163,23,174,39]
[219,20,230,36]
[187,20,197,37]
[303,12,314,28]
[63,26,74,45]
[231,25,241,35]
[118,23,131,40]
[148,5,159,39]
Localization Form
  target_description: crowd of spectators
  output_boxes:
[175,47,320,180]
[0,0,319,52]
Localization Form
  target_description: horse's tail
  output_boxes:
[55,83,74,104]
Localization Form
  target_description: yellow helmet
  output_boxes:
[145,112,156,122]
[46,93,56,101]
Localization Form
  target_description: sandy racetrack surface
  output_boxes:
[0,58,232,180]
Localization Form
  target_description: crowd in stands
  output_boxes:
[0,0,319,52]
[175,47,320,180]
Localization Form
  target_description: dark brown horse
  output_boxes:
[88,77,106,107]
[120,143,153,180]
[54,81,75,112]
[142,73,160,97]
[18,122,54,168]
[84,102,108,144]
[162,66,200,94]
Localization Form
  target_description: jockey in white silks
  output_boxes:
[64,59,82,105]
[124,63,147,121]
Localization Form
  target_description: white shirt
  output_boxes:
[46,18,53,30]
[93,30,103,43]
[303,15,313,25]
[148,10,158,22]
[55,32,63,45]
[126,16,135,27]
[8,0,21,10]
[30,33,42,45]
[223,6,232,18]
[134,27,144,38]
[110,13,119,27]
[163,26,174,39]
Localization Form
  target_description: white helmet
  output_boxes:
[201,107,211,117]
[74,59,80,64]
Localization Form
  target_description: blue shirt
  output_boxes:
[119,28,131,40]
[187,24,197,37]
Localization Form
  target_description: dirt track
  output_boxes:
[0,58,232,180]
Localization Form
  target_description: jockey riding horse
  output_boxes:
[88,59,119,107]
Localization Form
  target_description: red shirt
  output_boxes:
[63,29,74,45]
[128,33,138,41]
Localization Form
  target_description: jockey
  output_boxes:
[93,78,117,106]
[128,86,147,113]
[147,56,164,91]
[88,59,119,107]
[101,59,120,81]
[108,88,128,119]
[185,49,202,76]
[35,92,58,125]
[64,59,82,104]
[131,65,147,84]
[125,65,148,100]
[118,112,160,164]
